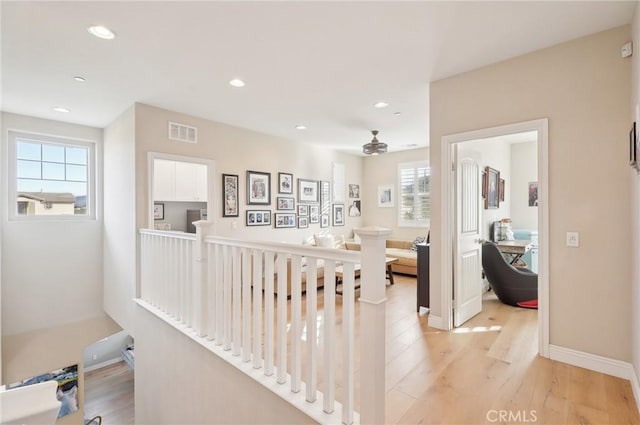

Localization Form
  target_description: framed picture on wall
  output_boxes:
[320,214,329,228]
[276,196,295,211]
[309,205,319,223]
[153,203,164,220]
[278,172,293,194]
[222,174,239,217]
[377,184,394,207]
[333,204,345,226]
[348,184,360,198]
[247,170,271,205]
[298,216,309,228]
[298,179,319,203]
[484,166,500,209]
[499,179,505,202]
[246,210,271,226]
[297,204,309,217]
[274,213,296,228]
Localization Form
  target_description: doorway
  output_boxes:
[439,119,549,358]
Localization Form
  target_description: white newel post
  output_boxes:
[356,226,391,425]
[194,220,214,337]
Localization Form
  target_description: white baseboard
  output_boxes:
[549,344,633,380]
[427,314,448,330]
[630,366,640,415]
[84,357,124,373]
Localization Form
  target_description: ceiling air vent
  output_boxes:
[168,121,197,144]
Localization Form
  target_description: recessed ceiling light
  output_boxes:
[229,79,245,88]
[74,76,86,83]
[394,112,402,116]
[53,107,70,113]
[374,102,389,108]
[87,25,115,40]
[295,125,307,130]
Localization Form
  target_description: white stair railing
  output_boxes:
[138,223,390,425]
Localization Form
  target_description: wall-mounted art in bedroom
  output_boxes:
[484,166,500,209]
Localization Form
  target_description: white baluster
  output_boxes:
[207,243,216,340]
[276,253,287,384]
[232,246,242,356]
[223,245,232,350]
[215,243,224,345]
[252,249,263,369]
[290,255,302,393]
[305,257,318,402]
[241,247,251,362]
[264,251,275,376]
[323,260,336,414]
[341,262,355,425]
[187,241,194,328]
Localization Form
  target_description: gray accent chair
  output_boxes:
[482,242,538,307]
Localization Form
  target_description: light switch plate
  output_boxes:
[566,232,579,247]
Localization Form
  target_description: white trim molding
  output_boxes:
[549,345,634,380]
[631,367,640,415]
[438,118,549,357]
[427,314,447,330]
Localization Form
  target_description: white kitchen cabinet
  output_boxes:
[153,159,208,202]
[153,159,176,201]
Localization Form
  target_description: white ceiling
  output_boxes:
[1,1,635,155]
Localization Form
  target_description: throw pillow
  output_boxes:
[411,236,426,251]
[314,233,336,248]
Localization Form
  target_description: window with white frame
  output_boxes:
[398,161,430,227]
[9,131,95,219]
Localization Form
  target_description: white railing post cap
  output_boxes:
[354,226,392,238]
[193,220,214,230]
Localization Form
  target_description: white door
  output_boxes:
[453,146,483,327]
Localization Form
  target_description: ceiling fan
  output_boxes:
[362,130,388,155]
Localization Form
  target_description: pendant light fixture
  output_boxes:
[362,130,388,155]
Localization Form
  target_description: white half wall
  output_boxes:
[135,305,317,425]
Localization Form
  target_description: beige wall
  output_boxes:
[362,147,429,240]
[631,3,640,390]
[134,103,363,243]
[430,26,631,361]
[103,106,137,334]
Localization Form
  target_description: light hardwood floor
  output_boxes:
[90,274,639,424]
[84,361,134,425]
[380,275,640,425]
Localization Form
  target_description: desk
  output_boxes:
[335,257,398,295]
[497,240,532,265]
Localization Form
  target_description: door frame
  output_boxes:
[439,118,549,358]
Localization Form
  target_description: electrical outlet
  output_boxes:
[92,354,97,361]
[566,232,579,247]
[232,221,238,229]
